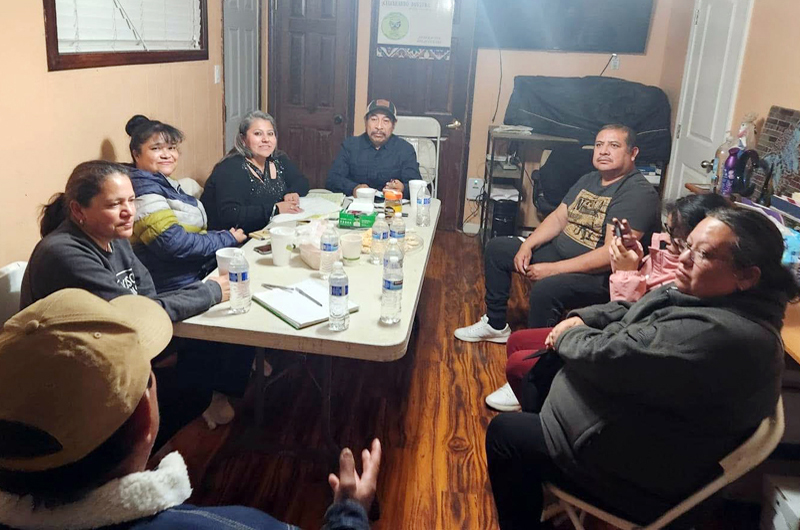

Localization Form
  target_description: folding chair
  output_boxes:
[394,116,441,198]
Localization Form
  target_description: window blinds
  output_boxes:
[55,0,202,53]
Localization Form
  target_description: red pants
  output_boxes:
[505,327,552,400]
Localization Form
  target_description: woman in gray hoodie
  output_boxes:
[486,207,798,528]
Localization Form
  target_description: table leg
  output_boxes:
[254,347,265,427]
[321,356,338,454]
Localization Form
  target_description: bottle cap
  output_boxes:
[333,261,343,270]
[378,213,386,219]
[389,256,399,263]
[384,189,402,201]
[388,237,397,245]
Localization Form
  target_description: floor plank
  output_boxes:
[158,231,760,529]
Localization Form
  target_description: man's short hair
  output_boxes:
[599,124,638,152]
[0,289,172,503]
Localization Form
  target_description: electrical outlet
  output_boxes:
[610,54,620,70]
[466,178,483,201]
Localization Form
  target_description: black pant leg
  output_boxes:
[486,412,561,530]
[527,271,610,328]
[484,236,523,328]
[177,339,256,398]
[152,365,212,451]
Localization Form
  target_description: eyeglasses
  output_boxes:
[676,240,732,266]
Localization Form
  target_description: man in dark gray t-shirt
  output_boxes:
[455,124,660,346]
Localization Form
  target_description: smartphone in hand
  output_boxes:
[613,218,637,249]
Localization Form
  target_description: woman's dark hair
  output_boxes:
[125,114,184,161]
[39,161,131,237]
[0,395,148,506]
[710,207,800,299]
[666,193,730,237]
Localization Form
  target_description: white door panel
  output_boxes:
[224,0,260,152]
[665,0,753,200]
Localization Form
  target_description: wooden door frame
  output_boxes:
[221,0,264,152]
[267,0,358,138]
[366,1,477,231]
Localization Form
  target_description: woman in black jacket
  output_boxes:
[486,207,799,528]
[202,111,310,233]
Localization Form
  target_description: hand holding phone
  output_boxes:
[613,218,637,249]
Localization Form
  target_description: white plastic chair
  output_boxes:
[0,261,27,324]
[544,397,785,530]
[394,116,441,198]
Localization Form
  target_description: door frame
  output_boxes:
[267,0,358,138]
[221,0,264,152]
[366,0,478,231]
[665,0,754,200]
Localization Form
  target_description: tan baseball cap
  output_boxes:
[0,289,172,472]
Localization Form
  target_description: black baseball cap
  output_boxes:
[365,99,397,122]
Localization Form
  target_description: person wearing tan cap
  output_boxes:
[0,289,379,529]
[325,99,422,198]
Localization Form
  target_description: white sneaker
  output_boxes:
[202,391,235,430]
[485,383,521,412]
[454,315,511,343]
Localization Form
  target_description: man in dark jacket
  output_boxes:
[485,209,792,529]
[0,289,379,530]
[326,99,422,198]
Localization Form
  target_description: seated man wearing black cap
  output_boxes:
[0,289,380,530]
[326,99,422,198]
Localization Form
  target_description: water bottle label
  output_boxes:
[229,271,248,282]
[372,231,388,241]
[330,285,348,296]
[417,197,431,205]
[390,229,405,238]
[321,242,339,252]
[382,279,403,291]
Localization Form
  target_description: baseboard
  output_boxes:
[462,222,480,235]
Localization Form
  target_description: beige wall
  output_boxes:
[0,2,224,264]
[466,0,692,225]
[732,0,800,135]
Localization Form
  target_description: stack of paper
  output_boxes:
[268,197,342,226]
[253,279,359,329]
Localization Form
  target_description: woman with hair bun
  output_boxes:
[125,114,246,293]
[202,110,310,233]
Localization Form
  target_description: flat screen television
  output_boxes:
[475,0,655,53]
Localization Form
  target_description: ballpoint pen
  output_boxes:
[295,287,323,307]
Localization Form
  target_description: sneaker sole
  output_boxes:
[485,399,522,412]
[454,333,509,344]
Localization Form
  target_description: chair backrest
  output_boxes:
[176,178,203,199]
[0,262,27,324]
[394,116,442,198]
[546,397,785,530]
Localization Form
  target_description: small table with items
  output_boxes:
[172,198,441,454]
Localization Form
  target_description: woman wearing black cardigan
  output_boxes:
[202,111,310,233]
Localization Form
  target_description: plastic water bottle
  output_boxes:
[228,248,251,314]
[319,224,340,279]
[383,237,404,269]
[380,255,403,324]
[328,261,349,331]
[389,215,406,255]
[416,185,431,227]
[370,213,389,265]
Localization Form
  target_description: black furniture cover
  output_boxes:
[505,76,672,163]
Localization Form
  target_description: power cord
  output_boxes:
[491,48,503,123]
[599,53,617,76]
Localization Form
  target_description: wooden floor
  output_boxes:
[158,231,760,530]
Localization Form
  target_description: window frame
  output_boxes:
[42,0,209,71]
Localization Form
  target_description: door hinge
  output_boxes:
[694,9,699,25]
[676,124,681,140]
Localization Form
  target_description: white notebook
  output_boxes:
[253,278,358,329]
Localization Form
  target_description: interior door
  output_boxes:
[664,0,753,200]
[368,0,478,231]
[223,0,261,152]
[269,0,356,190]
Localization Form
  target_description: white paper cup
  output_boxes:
[408,180,427,218]
[215,248,238,276]
[270,226,296,266]
[341,233,363,265]
[356,187,377,201]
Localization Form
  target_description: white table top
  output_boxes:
[172,200,441,363]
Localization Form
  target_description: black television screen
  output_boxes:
[475,0,654,53]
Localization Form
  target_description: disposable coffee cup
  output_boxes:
[356,187,377,201]
[271,226,296,266]
[216,248,238,276]
[341,233,363,265]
